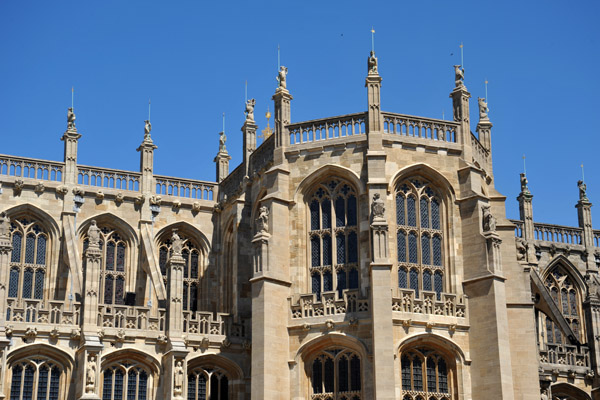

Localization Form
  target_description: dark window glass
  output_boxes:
[104,275,114,304]
[401,356,411,389]
[349,268,358,289]
[410,269,419,298]
[310,200,320,231]
[37,366,49,400]
[49,367,60,400]
[323,270,332,292]
[220,376,228,400]
[335,197,345,227]
[323,235,332,266]
[338,356,348,392]
[423,270,432,292]
[399,268,408,288]
[336,234,345,264]
[407,196,417,226]
[210,372,219,399]
[321,199,331,229]
[432,235,442,266]
[426,358,436,392]
[138,370,148,400]
[10,365,23,400]
[350,355,361,391]
[183,283,189,311]
[347,195,357,226]
[191,252,199,279]
[187,374,197,400]
[11,232,22,263]
[438,359,448,393]
[116,243,125,272]
[22,268,33,299]
[23,365,35,400]
[561,290,569,315]
[9,268,19,297]
[25,234,35,264]
[198,375,207,398]
[114,369,124,400]
[324,358,334,393]
[396,195,405,225]
[312,274,321,300]
[190,283,198,312]
[397,231,406,262]
[431,199,440,230]
[311,237,320,267]
[34,269,44,299]
[159,247,168,276]
[312,358,323,394]
[103,369,113,400]
[36,236,46,265]
[413,358,423,391]
[420,198,429,228]
[106,242,115,271]
[569,291,577,316]
[421,235,431,265]
[348,232,358,263]
[127,370,137,399]
[115,276,125,305]
[434,271,443,300]
[409,233,418,264]
[337,270,346,298]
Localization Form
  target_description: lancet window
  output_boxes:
[102,362,149,400]
[9,358,62,400]
[543,266,583,341]
[8,218,48,300]
[83,225,127,305]
[401,348,452,400]
[396,179,444,299]
[310,348,362,399]
[309,179,359,300]
[158,233,202,312]
[187,367,229,400]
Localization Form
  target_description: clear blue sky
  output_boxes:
[1,1,599,227]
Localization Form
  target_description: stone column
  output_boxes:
[137,122,158,221]
[365,51,383,149]
[476,117,493,172]
[272,71,293,165]
[242,106,258,175]
[61,108,81,185]
[0,214,12,400]
[517,173,538,263]
[214,146,231,183]
[449,67,472,163]
[576,181,596,271]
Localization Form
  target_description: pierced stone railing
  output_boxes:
[0,154,64,182]
[220,164,245,201]
[6,298,80,325]
[539,343,590,368]
[391,290,466,318]
[249,135,274,176]
[98,305,165,332]
[594,230,600,247]
[182,311,228,335]
[290,290,369,319]
[288,112,367,145]
[78,165,141,191]
[382,112,458,143]
[512,220,524,238]
[533,222,583,245]
[154,175,216,201]
[471,133,489,168]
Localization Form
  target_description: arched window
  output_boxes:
[102,361,149,400]
[401,348,452,399]
[310,348,362,399]
[9,358,62,400]
[188,367,229,400]
[544,266,582,341]
[309,179,359,300]
[158,232,204,312]
[82,225,127,305]
[396,179,444,299]
[8,218,49,300]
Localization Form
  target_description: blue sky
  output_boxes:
[1,1,599,227]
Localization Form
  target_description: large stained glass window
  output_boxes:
[543,266,582,341]
[188,367,229,400]
[400,348,452,399]
[9,359,62,400]
[102,362,149,400]
[311,348,362,399]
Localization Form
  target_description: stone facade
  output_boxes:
[0,51,598,400]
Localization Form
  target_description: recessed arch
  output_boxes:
[550,382,591,400]
[397,332,468,365]
[1,203,60,240]
[295,332,369,363]
[294,164,365,201]
[101,348,161,375]
[389,163,455,200]
[77,213,138,247]
[540,255,586,293]
[7,343,74,371]
[154,221,211,252]
[187,353,244,381]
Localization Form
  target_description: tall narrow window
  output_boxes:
[308,179,359,301]
[396,180,444,299]
[102,362,150,400]
[311,348,362,399]
[8,218,48,301]
[187,367,228,400]
[9,359,64,400]
[544,266,582,342]
[400,348,453,398]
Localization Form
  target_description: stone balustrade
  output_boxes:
[154,174,216,201]
[0,154,64,182]
[248,135,274,176]
[98,305,165,332]
[511,219,584,246]
[470,133,489,168]
[539,343,590,368]
[382,112,458,143]
[289,290,369,320]
[594,230,600,247]
[6,298,80,326]
[288,112,366,145]
[391,289,466,318]
[78,165,141,191]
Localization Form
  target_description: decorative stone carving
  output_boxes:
[156,334,168,345]
[85,354,97,394]
[453,65,465,87]
[221,338,231,348]
[255,205,269,234]
[520,173,530,195]
[192,201,201,212]
[172,199,181,210]
[67,107,76,130]
[115,329,125,342]
[516,238,527,261]
[585,273,600,300]
[173,360,184,397]
[73,186,84,196]
[219,130,227,152]
[96,190,105,200]
[115,192,124,204]
[13,179,24,195]
[245,98,256,121]
[34,181,45,194]
[0,212,10,240]
[325,319,335,330]
[367,51,378,74]
[578,180,589,202]
[56,185,69,195]
[135,194,145,205]
[149,195,161,206]
[371,193,385,220]
[70,328,81,340]
[49,327,59,340]
[540,388,549,400]
[5,325,13,337]
[25,327,37,340]
[478,97,488,120]
[88,220,101,248]
[171,229,183,256]
[482,205,496,232]
[144,120,152,140]
[277,66,288,89]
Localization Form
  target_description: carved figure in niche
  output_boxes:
[88,220,101,248]
[277,66,288,89]
[520,173,530,194]
[173,360,184,396]
[219,130,227,152]
[585,273,600,300]
[578,180,589,201]
[245,98,256,121]
[371,193,385,219]
[540,388,548,400]
[515,238,527,261]
[482,205,496,232]
[171,229,183,256]
[368,51,378,74]
[0,212,10,239]
[144,120,152,140]
[85,355,96,393]
[256,205,269,233]
[453,65,465,87]
[478,97,488,120]
[453,100,461,122]
[67,107,76,130]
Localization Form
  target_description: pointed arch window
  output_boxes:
[396,179,444,300]
[309,179,359,300]
[400,348,453,399]
[9,358,63,400]
[102,361,149,400]
[158,233,204,312]
[544,266,583,341]
[310,348,362,399]
[8,218,48,300]
[187,366,229,400]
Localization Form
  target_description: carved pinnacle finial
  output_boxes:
[578,179,589,202]
[453,65,465,88]
[478,97,489,121]
[368,51,378,75]
[67,107,77,131]
[276,66,288,89]
[144,120,152,141]
[520,173,531,196]
[245,98,256,122]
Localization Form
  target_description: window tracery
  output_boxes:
[9,358,62,400]
[187,366,229,400]
[544,266,582,341]
[396,179,444,299]
[8,218,48,301]
[309,179,359,300]
[400,348,452,399]
[310,348,361,399]
[102,361,149,400]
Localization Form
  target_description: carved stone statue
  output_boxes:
[256,205,269,233]
[219,131,227,152]
[277,66,288,89]
[368,51,378,74]
[540,388,548,400]
[453,65,465,87]
[482,205,497,232]
[578,180,589,202]
[67,107,76,130]
[171,229,183,256]
[174,360,184,396]
[478,97,488,120]
[520,173,530,194]
[144,120,152,140]
[85,355,96,393]
[88,220,101,248]
[515,238,527,261]
[585,273,600,300]
[371,193,385,220]
[245,98,256,121]
[0,212,10,240]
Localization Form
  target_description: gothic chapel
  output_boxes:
[0,50,598,400]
